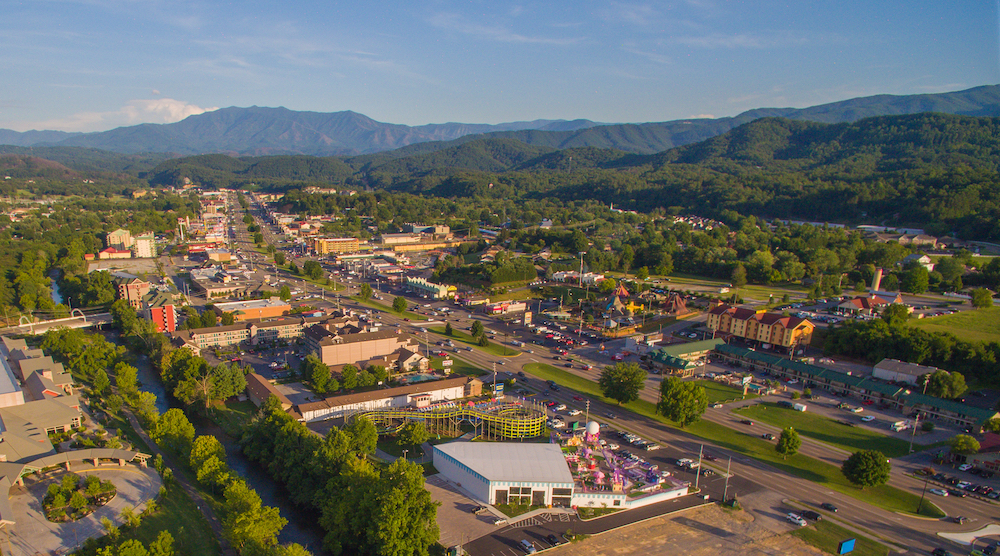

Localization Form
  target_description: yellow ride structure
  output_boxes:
[351,399,547,440]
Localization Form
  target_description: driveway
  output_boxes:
[7,464,162,556]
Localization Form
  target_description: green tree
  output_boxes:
[220,311,236,325]
[900,265,929,294]
[597,362,646,405]
[344,416,378,456]
[936,257,966,282]
[288,262,299,275]
[279,285,292,301]
[599,278,617,293]
[392,296,407,313]
[190,435,227,471]
[922,370,966,399]
[880,304,910,326]
[949,434,981,455]
[635,266,649,280]
[730,263,748,288]
[656,377,707,428]
[341,364,358,390]
[477,334,490,347]
[70,491,87,511]
[303,260,324,281]
[221,479,287,554]
[120,505,141,529]
[368,459,440,556]
[274,252,286,266]
[776,427,801,459]
[152,408,196,456]
[971,288,994,308]
[359,282,373,301]
[93,368,110,395]
[304,354,332,394]
[149,531,175,556]
[985,418,1000,433]
[841,450,891,489]
[253,232,264,245]
[470,320,484,338]
[444,322,453,336]
[115,362,140,402]
[397,421,430,448]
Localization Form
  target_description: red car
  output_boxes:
[862,400,874,405]
[573,395,584,401]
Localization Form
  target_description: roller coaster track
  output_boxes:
[352,401,547,440]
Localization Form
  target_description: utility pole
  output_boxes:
[694,444,704,490]
[723,456,733,504]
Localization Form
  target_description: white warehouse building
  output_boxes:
[433,442,574,507]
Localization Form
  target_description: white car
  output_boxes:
[861,416,875,422]
[786,513,807,526]
[568,409,582,416]
[555,404,567,411]
[929,488,949,497]
[958,464,973,471]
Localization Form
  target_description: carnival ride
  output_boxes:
[349,398,547,440]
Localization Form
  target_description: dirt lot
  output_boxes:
[547,502,825,556]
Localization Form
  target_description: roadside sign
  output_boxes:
[741,376,752,386]
[441,359,453,367]
[838,539,856,554]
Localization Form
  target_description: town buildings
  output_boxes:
[705,302,814,348]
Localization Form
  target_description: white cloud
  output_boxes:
[688,114,715,119]
[427,12,580,45]
[11,98,217,132]
[672,32,808,49]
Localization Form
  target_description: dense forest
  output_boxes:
[127,113,1000,240]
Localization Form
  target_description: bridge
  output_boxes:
[0,311,112,335]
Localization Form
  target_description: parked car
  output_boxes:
[959,463,973,471]
[546,534,560,545]
[786,513,807,527]
[519,539,537,554]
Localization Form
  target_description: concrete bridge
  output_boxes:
[0,311,112,335]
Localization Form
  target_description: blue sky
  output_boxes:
[3,1,998,132]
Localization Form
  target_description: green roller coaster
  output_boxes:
[350,400,547,440]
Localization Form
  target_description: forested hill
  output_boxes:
[352,84,1000,156]
[2,84,998,156]
[380,113,1000,240]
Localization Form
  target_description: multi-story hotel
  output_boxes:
[705,302,814,348]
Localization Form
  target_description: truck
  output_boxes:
[793,403,807,412]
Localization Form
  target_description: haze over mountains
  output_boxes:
[2,85,998,157]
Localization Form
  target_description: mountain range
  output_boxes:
[1,85,998,156]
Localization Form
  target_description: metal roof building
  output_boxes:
[433,442,574,507]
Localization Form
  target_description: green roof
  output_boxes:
[714,344,997,424]
[653,338,725,358]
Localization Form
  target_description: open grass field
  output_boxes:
[734,402,918,458]
[695,379,758,404]
[521,363,944,518]
[910,306,1000,343]
[791,518,890,556]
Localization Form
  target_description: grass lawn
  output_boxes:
[695,380,757,404]
[791,518,890,556]
[129,484,220,556]
[577,507,621,520]
[107,413,153,454]
[522,364,944,518]
[350,296,428,321]
[429,327,521,358]
[429,356,486,377]
[495,503,541,518]
[733,403,916,457]
[209,400,259,437]
[910,306,1000,343]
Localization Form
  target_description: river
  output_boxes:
[49,269,64,305]
[128,345,328,553]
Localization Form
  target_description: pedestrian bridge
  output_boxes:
[0,311,112,336]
